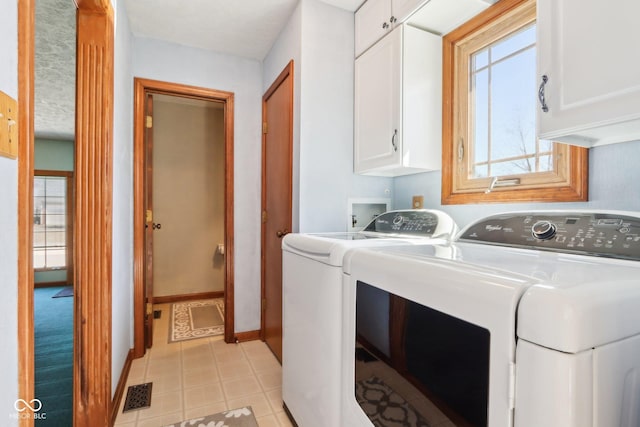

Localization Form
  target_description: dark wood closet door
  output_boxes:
[261,61,294,362]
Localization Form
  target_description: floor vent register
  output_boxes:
[123,382,153,412]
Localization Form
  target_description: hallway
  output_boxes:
[114,304,293,427]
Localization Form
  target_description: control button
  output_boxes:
[392,215,404,226]
[620,227,630,233]
[532,220,557,240]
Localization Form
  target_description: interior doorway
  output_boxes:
[145,93,227,347]
[30,0,77,420]
[261,61,294,362]
[18,0,115,425]
[133,78,236,357]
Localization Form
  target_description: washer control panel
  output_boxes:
[364,210,447,237]
[458,211,640,260]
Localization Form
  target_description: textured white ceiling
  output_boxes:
[34,0,366,139]
[35,0,76,140]
[123,1,365,61]
[123,0,300,61]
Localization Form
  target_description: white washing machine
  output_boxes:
[281,209,458,427]
[342,210,640,427]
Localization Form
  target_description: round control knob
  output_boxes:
[392,215,404,226]
[531,220,557,240]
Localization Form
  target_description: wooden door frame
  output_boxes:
[143,93,154,349]
[18,0,115,426]
[260,60,294,339]
[132,78,236,356]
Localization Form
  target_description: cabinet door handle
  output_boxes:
[538,75,549,113]
[391,129,398,152]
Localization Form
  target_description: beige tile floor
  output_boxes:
[114,304,294,427]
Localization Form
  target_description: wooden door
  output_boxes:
[261,61,294,362]
[144,93,154,348]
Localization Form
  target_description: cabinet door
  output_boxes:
[391,0,425,23]
[538,0,640,146]
[354,27,402,174]
[355,0,391,57]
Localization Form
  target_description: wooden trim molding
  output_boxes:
[75,0,112,11]
[18,1,36,426]
[133,78,235,357]
[19,2,115,427]
[74,4,114,427]
[110,349,134,426]
[153,291,224,304]
[234,330,261,343]
[33,169,73,176]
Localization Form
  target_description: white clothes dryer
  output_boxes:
[342,210,640,427]
[281,209,458,427]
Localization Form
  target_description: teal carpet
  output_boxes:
[34,286,73,427]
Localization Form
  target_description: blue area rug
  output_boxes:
[35,286,73,426]
[51,286,73,298]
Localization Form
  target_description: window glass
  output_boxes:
[33,175,68,269]
[470,23,539,178]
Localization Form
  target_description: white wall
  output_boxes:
[263,0,393,234]
[0,0,19,423]
[393,141,640,227]
[263,2,302,232]
[298,0,393,232]
[132,37,263,332]
[112,0,134,396]
[34,138,74,171]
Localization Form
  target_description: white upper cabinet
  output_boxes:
[355,26,402,174]
[537,0,640,146]
[355,0,425,57]
[391,0,424,22]
[355,0,393,58]
[355,0,494,57]
[354,25,442,176]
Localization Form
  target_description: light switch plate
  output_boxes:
[0,90,18,159]
[412,195,424,209]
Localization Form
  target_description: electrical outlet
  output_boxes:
[412,195,424,209]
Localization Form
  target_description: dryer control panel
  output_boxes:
[363,209,455,238]
[458,211,640,260]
